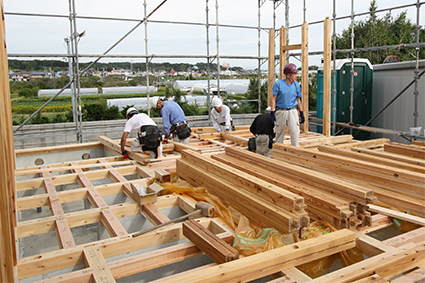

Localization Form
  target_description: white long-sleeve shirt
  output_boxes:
[211,105,232,133]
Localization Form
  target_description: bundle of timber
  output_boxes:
[271,142,425,218]
[176,149,309,234]
[209,146,376,229]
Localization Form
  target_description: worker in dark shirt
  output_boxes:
[249,107,275,157]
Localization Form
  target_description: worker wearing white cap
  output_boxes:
[120,107,162,159]
[211,97,233,134]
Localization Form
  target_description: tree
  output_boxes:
[18,88,36,98]
[245,78,268,113]
[336,0,425,64]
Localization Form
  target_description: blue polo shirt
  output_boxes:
[272,79,302,109]
[161,101,187,135]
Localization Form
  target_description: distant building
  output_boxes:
[9,72,31,81]
[30,72,46,79]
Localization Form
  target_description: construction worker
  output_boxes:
[249,106,275,158]
[120,107,162,159]
[152,97,191,145]
[211,96,233,134]
[270,63,305,147]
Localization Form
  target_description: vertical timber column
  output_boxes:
[301,22,309,132]
[0,1,18,281]
[279,26,286,80]
[323,17,332,136]
[268,28,275,107]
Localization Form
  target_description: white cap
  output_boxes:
[211,97,222,108]
[126,107,138,119]
[265,106,271,112]
[149,97,159,108]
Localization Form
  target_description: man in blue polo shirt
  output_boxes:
[270,63,305,147]
[153,98,191,145]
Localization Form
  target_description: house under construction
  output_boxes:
[1,0,425,282]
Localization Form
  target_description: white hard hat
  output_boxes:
[211,97,222,108]
[126,107,138,119]
[149,97,159,108]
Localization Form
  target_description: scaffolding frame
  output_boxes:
[5,0,424,141]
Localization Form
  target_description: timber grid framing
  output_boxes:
[2,2,425,283]
[3,126,425,282]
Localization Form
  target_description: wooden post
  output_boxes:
[279,26,286,80]
[268,28,275,107]
[0,0,18,281]
[323,17,332,136]
[301,22,309,133]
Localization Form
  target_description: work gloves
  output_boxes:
[299,111,305,124]
[269,111,276,122]
[122,149,128,159]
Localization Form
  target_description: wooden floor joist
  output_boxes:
[9,132,425,282]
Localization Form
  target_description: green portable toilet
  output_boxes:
[317,59,373,140]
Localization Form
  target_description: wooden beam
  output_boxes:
[15,142,103,157]
[384,142,425,159]
[280,44,302,51]
[268,28,275,107]
[300,135,353,147]
[41,167,76,249]
[301,22,309,133]
[279,26,286,79]
[157,229,356,282]
[352,146,425,167]
[383,227,425,248]
[272,143,424,200]
[83,246,116,282]
[177,159,301,234]
[100,208,128,238]
[38,231,234,283]
[0,2,18,280]
[322,17,331,136]
[319,145,425,174]
[17,218,217,280]
[141,202,171,225]
[220,133,249,147]
[98,136,150,165]
[391,265,425,283]
[17,202,139,238]
[367,204,425,226]
[332,138,390,149]
[183,220,238,264]
[308,242,425,283]
[181,150,306,215]
[228,146,374,204]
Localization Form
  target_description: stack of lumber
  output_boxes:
[210,146,376,229]
[271,142,425,218]
[177,150,309,234]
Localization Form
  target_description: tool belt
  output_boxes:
[138,125,162,157]
[171,121,191,140]
[219,120,235,131]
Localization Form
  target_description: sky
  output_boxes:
[3,0,424,70]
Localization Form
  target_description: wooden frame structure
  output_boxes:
[3,129,424,282]
[2,4,425,281]
[269,22,310,133]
